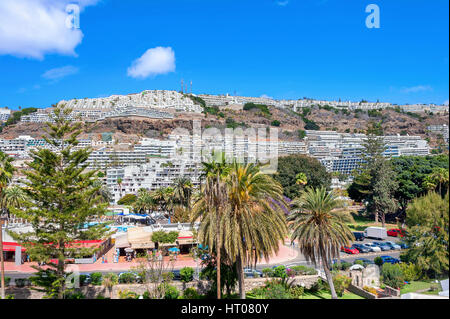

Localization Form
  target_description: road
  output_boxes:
[4,235,404,282]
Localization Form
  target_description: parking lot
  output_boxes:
[338,232,404,261]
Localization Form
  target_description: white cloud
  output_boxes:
[276,1,289,6]
[42,65,79,80]
[0,0,99,59]
[444,100,449,106]
[401,85,433,94]
[127,47,176,79]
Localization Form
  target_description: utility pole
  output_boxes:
[0,217,5,299]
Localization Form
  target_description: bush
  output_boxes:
[332,273,352,297]
[271,120,281,127]
[273,266,287,278]
[65,291,86,299]
[163,285,180,299]
[374,257,383,267]
[118,289,139,299]
[180,267,194,283]
[142,290,151,299]
[79,274,90,286]
[262,268,274,278]
[182,287,200,299]
[90,272,103,285]
[354,260,364,266]
[399,263,421,282]
[15,278,30,287]
[286,268,296,278]
[290,265,317,275]
[4,277,11,287]
[118,272,136,284]
[381,263,404,289]
[340,262,352,270]
[289,286,304,299]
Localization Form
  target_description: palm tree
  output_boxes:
[0,151,14,300]
[173,176,193,209]
[92,180,112,204]
[117,178,123,200]
[222,162,288,298]
[2,185,28,217]
[192,152,230,299]
[134,188,154,215]
[287,187,354,299]
[427,168,449,195]
[102,273,118,299]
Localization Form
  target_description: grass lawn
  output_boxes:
[400,281,441,295]
[347,212,397,231]
[302,291,364,299]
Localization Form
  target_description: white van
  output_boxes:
[364,227,387,240]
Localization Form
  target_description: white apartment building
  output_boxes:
[0,108,11,121]
[307,130,430,175]
[107,158,201,203]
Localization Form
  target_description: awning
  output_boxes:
[177,230,195,245]
[2,245,26,252]
[127,227,154,249]
[115,234,130,248]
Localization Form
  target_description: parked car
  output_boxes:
[243,268,262,278]
[398,242,409,249]
[387,228,406,237]
[352,243,370,253]
[372,242,391,251]
[354,258,375,265]
[379,255,401,264]
[341,246,360,254]
[353,232,365,241]
[364,243,381,252]
[384,241,401,250]
[171,270,181,280]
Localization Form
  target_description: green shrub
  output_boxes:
[182,287,200,299]
[118,272,136,284]
[90,272,103,285]
[262,268,274,278]
[381,263,404,289]
[65,291,86,299]
[332,273,352,297]
[271,120,281,127]
[354,260,364,266]
[4,277,11,287]
[399,263,421,282]
[180,267,194,283]
[293,266,317,275]
[163,285,180,299]
[374,257,383,266]
[273,266,287,278]
[340,262,352,270]
[118,289,139,299]
[142,290,151,299]
[289,286,304,299]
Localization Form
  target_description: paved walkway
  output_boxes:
[4,240,299,274]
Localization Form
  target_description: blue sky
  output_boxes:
[0,0,448,110]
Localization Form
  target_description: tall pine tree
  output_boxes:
[9,105,110,299]
[349,122,398,225]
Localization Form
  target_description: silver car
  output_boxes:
[385,241,401,250]
[364,243,382,252]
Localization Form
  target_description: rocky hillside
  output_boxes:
[1,104,448,148]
